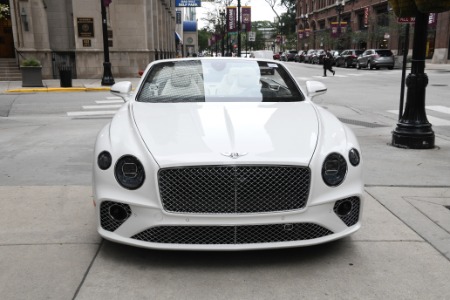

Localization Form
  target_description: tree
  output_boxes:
[0,3,9,20]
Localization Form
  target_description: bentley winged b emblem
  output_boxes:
[221,152,248,159]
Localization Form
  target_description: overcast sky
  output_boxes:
[197,0,287,28]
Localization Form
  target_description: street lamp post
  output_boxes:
[100,0,114,86]
[219,8,225,57]
[279,22,284,52]
[300,14,308,50]
[392,11,434,149]
[335,0,344,47]
[237,0,241,57]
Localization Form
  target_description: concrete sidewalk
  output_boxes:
[0,77,141,93]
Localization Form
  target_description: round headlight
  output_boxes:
[115,155,145,190]
[98,151,112,170]
[322,153,347,187]
[348,148,360,166]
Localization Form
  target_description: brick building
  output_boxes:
[296,0,450,64]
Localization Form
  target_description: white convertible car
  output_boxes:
[93,57,363,250]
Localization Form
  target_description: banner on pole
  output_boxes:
[227,6,237,32]
[242,6,251,32]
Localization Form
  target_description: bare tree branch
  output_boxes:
[263,0,280,21]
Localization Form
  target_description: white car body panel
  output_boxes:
[132,102,319,167]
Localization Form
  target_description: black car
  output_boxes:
[335,49,364,68]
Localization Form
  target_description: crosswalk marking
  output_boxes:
[387,109,450,126]
[427,105,450,115]
[95,100,124,104]
[82,104,122,109]
[67,110,117,117]
[107,96,122,100]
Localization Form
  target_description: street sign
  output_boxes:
[248,31,256,42]
[397,17,415,23]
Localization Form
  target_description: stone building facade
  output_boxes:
[5,0,177,79]
[296,0,450,64]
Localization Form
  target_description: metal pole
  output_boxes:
[237,0,241,57]
[399,24,410,121]
[100,0,114,86]
[392,12,434,149]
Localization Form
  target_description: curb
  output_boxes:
[5,87,111,93]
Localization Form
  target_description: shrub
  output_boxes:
[21,58,41,67]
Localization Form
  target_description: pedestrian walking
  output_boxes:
[323,49,335,77]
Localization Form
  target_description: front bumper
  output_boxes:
[97,196,362,251]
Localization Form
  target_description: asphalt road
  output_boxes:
[1,63,450,299]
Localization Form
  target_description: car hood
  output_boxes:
[132,102,319,168]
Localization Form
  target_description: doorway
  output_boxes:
[0,0,14,58]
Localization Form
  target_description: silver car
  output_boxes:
[356,49,394,70]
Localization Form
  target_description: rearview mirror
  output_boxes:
[305,81,327,99]
[110,81,132,101]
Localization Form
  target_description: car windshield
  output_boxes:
[136,58,304,103]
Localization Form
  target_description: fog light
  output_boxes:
[109,204,129,221]
[335,200,353,216]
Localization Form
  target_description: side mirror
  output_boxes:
[110,81,132,101]
[305,81,327,99]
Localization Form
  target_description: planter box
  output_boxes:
[21,66,44,87]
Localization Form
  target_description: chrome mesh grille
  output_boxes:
[158,165,310,213]
[334,197,360,227]
[100,201,132,232]
[131,223,333,244]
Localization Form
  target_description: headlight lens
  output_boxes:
[348,148,360,166]
[322,153,347,187]
[97,151,112,170]
[115,155,145,190]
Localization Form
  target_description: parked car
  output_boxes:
[356,49,395,70]
[250,50,274,60]
[303,49,316,63]
[94,57,364,250]
[273,51,282,60]
[312,49,326,64]
[295,50,306,62]
[330,50,340,66]
[280,50,297,61]
[335,49,364,68]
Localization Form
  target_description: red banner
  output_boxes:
[227,7,237,32]
[242,6,251,32]
[364,7,369,27]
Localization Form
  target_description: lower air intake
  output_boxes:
[132,223,333,245]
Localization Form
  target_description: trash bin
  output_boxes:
[59,65,72,88]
